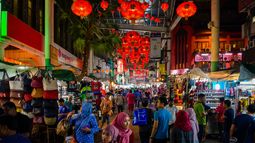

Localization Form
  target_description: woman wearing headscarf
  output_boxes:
[172,110,194,143]
[186,108,199,143]
[70,102,99,143]
[102,125,119,143]
[112,112,134,143]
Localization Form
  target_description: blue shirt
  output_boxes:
[58,105,69,122]
[0,134,31,143]
[154,108,171,139]
[245,116,255,143]
[233,114,254,143]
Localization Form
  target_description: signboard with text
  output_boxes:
[195,53,242,62]
[150,37,161,58]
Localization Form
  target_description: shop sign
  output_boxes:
[159,64,166,75]
[58,46,83,70]
[238,0,254,12]
[150,37,161,58]
[170,68,189,75]
[50,45,58,66]
[195,53,242,62]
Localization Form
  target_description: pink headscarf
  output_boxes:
[104,125,119,142]
[186,108,199,142]
[112,112,132,143]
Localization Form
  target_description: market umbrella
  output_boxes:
[52,69,76,81]
[181,67,210,80]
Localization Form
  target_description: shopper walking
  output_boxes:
[186,108,199,143]
[58,98,70,122]
[172,110,193,143]
[64,96,73,111]
[194,94,207,143]
[223,100,234,143]
[70,102,99,143]
[126,90,135,117]
[100,94,113,128]
[150,96,171,143]
[138,98,154,143]
[101,125,119,143]
[112,112,134,143]
[215,97,225,142]
[0,115,31,143]
[230,104,255,143]
[165,98,178,143]
[115,92,125,113]
[3,101,32,138]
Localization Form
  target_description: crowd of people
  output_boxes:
[0,89,255,143]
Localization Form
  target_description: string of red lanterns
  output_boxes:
[176,1,197,20]
[117,31,150,70]
[161,2,169,12]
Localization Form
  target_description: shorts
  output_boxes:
[128,104,134,111]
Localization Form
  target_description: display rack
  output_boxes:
[195,90,225,109]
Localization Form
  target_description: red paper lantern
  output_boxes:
[120,0,146,23]
[176,1,197,19]
[141,2,149,10]
[154,18,160,23]
[100,0,109,11]
[71,0,92,18]
[145,14,150,19]
[150,16,155,21]
[161,2,169,12]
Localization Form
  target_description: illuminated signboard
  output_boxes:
[195,53,242,62]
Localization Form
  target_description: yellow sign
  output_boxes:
[159,64,166,75]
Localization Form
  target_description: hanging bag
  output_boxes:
[31,88,43,98]
[9,74,24,91]
[10,91,24,99]
[31,70,43,88]
[23,72,33,93]
[43,90,58,100]
[0,69,10,93]
[43,71,58,91]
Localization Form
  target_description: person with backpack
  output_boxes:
[115,92,125,113]
[100,94,113,128]
[136,98,154,143]
[150,96,171,143]
[223,100,234,143]
[230,104,255,143]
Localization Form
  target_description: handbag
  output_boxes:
[43,90,58,100]
[31,71,43,88]
[44,108,58,117]
[31,98,43,107]
[23,73,32,93]
[56,118,70,136]
[9,76,24,91]
[43,78,58,91]
[24,93,33,102]
[10,98,22,108]
[43,100,58,108]
[23,102,33,112]
[0,92,9,98]
[0,69,10,93]
[44,116,57,126]
[31,88,43,98]
[10,91,24,99]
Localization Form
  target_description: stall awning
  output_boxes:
[208,70,239,81]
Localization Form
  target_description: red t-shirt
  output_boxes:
[127,93,135,105]
[215,103,225,123]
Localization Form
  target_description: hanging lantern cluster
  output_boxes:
[176,1,197,20]
[71,0,110,18]
[118,0,149,24]
[161,2,169,12]
[71,0,93,18]
[117,31,150,70]
[145,14,161,23]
